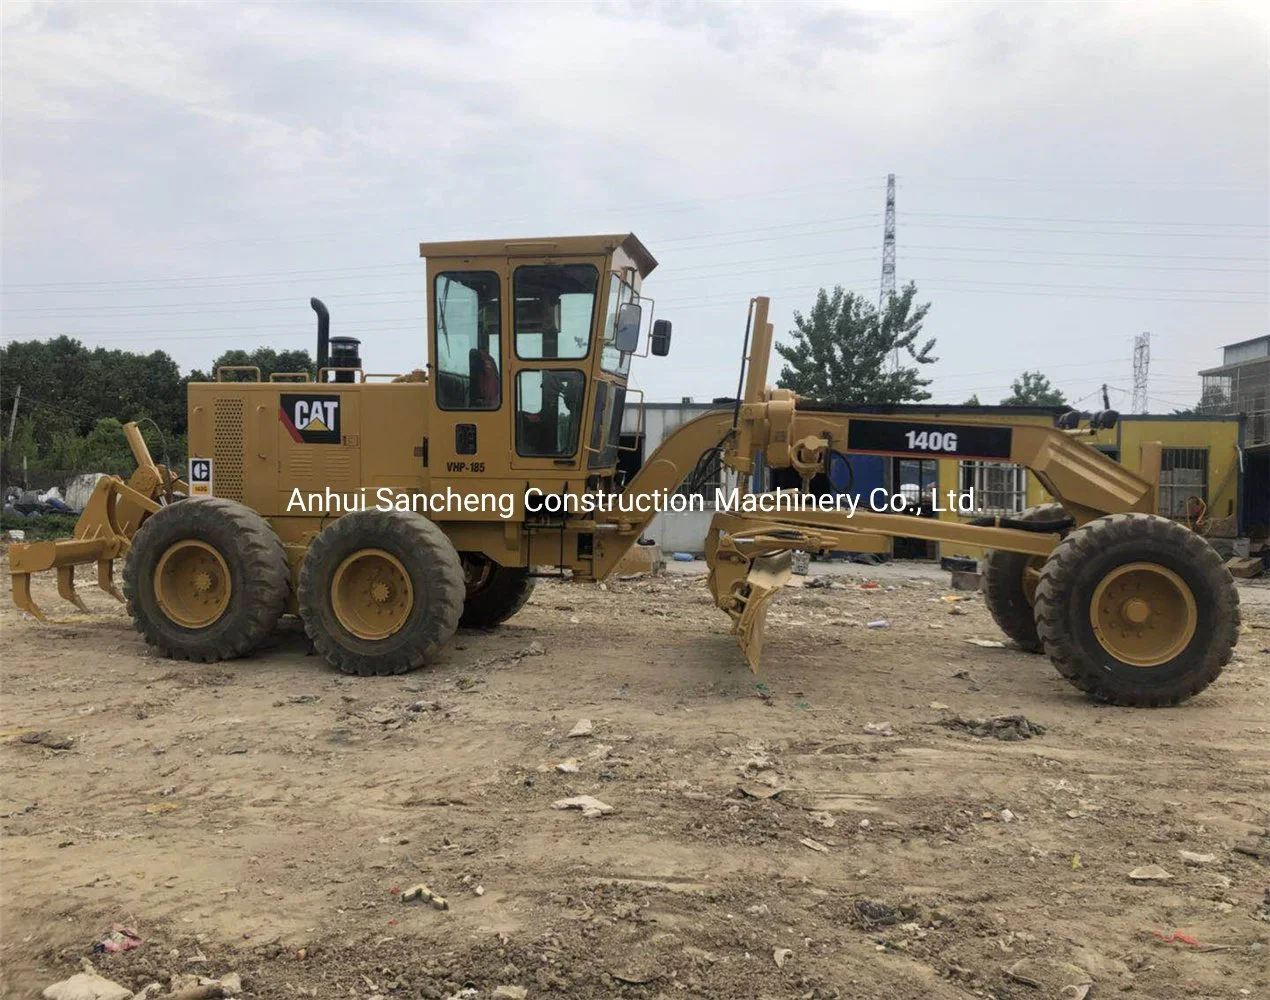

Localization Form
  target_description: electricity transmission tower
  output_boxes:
[1132,332,1150,413]
[880,173,896,368]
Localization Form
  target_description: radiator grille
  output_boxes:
[213,398,245,501]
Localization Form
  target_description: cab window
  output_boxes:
[516,369,585,458]
[601,273,635,376]
[513,264,597,360]
[434,271,501,410]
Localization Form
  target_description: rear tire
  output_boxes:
[123,498,289,661]
[298,509,464,676]
[983,502,1069,653]
[1033,513,1238,706]
[460,557,535,628]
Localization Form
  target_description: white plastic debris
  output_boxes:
[552,795,613,818]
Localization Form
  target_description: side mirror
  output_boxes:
[614,302,642,353]
[651,318,672,357]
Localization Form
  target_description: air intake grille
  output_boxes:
[213,399,245,501]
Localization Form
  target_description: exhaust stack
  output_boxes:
[311,298,330,377]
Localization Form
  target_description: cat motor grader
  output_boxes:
[8,233,1238,706]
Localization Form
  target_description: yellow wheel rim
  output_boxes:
[1090,562,1197,667]
[154,540,232,629]
[331,548,413,640]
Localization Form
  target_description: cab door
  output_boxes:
[505,257,604,473]
[428,258,508,481]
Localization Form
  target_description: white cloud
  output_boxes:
[1,0,1265,403]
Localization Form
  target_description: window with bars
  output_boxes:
[1159,448,1208,518]
[959,461,1028,515]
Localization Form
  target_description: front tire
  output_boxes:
[983,502,1069,653]
[1033,513,1238,706]
[298,509,464,675]
[123,498,289,661]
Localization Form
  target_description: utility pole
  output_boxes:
[1101,383,1110,410]
[5,385,19,453]
[1132,333,1150,413]
[879,173,896,369]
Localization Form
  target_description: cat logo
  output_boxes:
[280,393,341,445]
[189,457,213,496]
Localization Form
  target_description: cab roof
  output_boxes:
[418,233,657,278]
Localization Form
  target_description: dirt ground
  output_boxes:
[2,559,1267,1000]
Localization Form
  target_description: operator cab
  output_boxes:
[418,234,669,490]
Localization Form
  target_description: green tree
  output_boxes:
[963,393,981,405]
[774,282,936,404]
[191,347,315,383]
[1001,370,1066,406]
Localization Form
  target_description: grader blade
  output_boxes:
[733,551,793,672]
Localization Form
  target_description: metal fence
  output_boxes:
[959,461,1028,516]
[1159,447,1209,519]
[1201,357,1269,447]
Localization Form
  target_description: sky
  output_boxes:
[2,0,1267,414]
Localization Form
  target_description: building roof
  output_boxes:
[418,233,658,277]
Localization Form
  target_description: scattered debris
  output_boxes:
[738,782,782,799]
[940,714,1045,741]
[552,795,613,818]
[143,802,181,815]
[852,899,900,926]
[1151,929,1233,952]
[999,809,1016,823]
[1128,864,1174,881]
[286,694,319,704]
[567,718,594,738]
[41,971,132,1000]
[866,619,889,629]
[94,924,142,953]
[773,947,793,969]
[863,721,894,737]
[1003,958,1092,998]
[799,836,829,853]
[19,731,74,750]
[1179,850,1217,864]
[1224,556,1264,579]
[555,759,580,774]
[523,641,546,656]
[492,987,528,999]
[965,638,1006,648]
[928,701,949,710]
[807,810,836,829]
[401,883,449,910]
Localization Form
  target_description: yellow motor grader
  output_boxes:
[8,233,1238,706]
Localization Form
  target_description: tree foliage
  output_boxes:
[188,347,315,383]
[774,282,937,404]
[1,337,187,472]
[1001,370,1067,406]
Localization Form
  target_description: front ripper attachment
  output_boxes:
[704,507,893,672]
[729,552,793,671]
[9,474,157,621]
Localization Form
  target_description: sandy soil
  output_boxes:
[1,561,1267,1000]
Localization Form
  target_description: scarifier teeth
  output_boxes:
[98,560,123,603]
[12,573,48,622]
[57,565,90,613]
